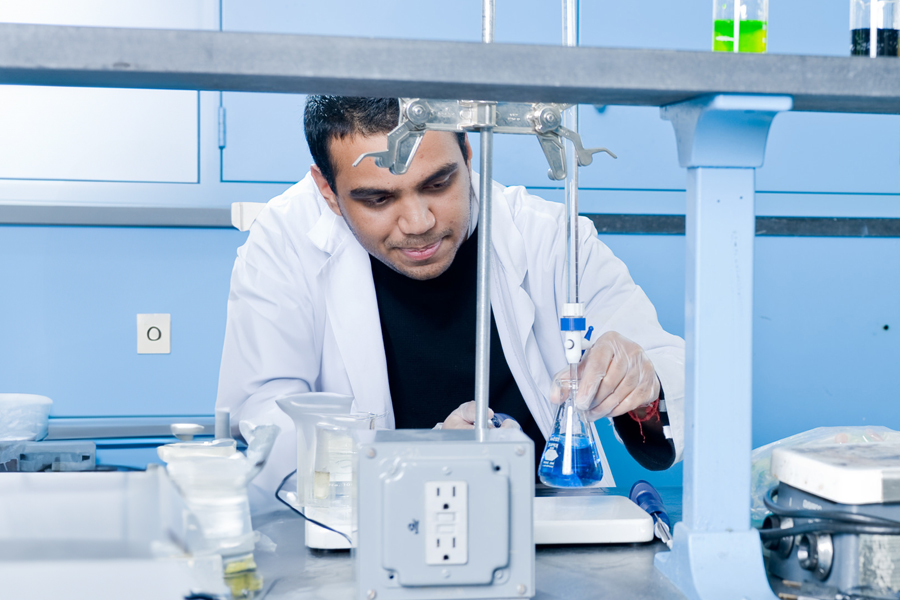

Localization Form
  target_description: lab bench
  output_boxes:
[250,487,686,600]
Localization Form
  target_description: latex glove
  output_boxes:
[441,401,520,430]
[551,331,660,421]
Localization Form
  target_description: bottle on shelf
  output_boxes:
[713,0,768,53]
[851,0,900,57]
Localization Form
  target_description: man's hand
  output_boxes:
[441,401,520,429]
[551,331,660,421]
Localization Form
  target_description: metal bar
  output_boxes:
[46,415,215,440]
[2,24,900,114]
[6,203,900,236]
[474,0,495,437]
[0,204,232,227]
[589,214,900,237]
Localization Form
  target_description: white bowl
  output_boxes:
[0,394,53,441]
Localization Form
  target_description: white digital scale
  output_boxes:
[534,489,655,545]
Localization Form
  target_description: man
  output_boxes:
[216,96,685,491]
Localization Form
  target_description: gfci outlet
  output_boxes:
[137,313,170,354]
[360,429,533,596]
[425,481,468,565]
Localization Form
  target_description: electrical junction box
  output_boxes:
[357,428,534,600]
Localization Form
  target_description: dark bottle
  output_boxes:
[851,27,900,55]
[851,0,900,57]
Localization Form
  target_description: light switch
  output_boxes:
[137,313,170,354]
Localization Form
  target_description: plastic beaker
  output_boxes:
[276,393,378,549]
[713,0,768,53]
[538,379,604,488]
[851,0,900,56]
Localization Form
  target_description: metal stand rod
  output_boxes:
[474,128,493,437]
[473,0,495,438]
[482,0,495,44]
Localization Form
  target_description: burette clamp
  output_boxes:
[353,99,615,180]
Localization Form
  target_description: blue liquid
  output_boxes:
[538,433,603,487]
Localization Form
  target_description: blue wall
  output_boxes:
[1,0,899,489]
[0,225,247,416]
[4,224,899,487]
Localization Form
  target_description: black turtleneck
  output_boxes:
[370,229,547,461]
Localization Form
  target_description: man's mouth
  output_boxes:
[397,239,442,262]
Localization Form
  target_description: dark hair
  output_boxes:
[304,96,468,191]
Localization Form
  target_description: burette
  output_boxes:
[560,0,586,390]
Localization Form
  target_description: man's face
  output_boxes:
[311,131,473,280]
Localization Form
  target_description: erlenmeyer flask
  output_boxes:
[538,378,604,487]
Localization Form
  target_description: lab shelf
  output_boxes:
[1,23,899,113]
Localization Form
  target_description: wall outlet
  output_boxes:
[425,481,468,565]
[137,313,170,354]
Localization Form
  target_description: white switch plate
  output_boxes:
[137,314,170,354]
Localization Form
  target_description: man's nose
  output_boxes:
[397,196,436,235]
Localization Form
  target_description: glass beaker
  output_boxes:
[538,378,604,487]
[310,413,376,508]
[713,0,768,53]
[851,0,900,56]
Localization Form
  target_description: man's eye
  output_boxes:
[428,178,451,190]
[365,196,390,206]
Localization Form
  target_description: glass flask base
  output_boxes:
[538,433,603,488]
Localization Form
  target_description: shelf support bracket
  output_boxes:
[654,94,792,600]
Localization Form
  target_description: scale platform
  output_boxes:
[534,487,655,545]
[771,442,900,505]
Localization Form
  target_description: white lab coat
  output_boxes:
[216,173,685,492]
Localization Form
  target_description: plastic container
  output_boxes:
[851,0,900,56]
[713,0,768,53]
[0,394,52,441]
[158,423,278,558]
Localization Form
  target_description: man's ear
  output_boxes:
[310,165,343,217]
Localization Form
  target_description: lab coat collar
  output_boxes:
[306,180,350,257]
[470,172,527,289]
[304,178,394,423]
[471,173,536,367]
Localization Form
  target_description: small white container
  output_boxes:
[0,394,52,441]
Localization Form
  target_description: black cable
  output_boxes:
[760,486,900,540]
[759,521,900,541]
[764,487,900,527]
[274,469,353,546]
[95,464,145,472]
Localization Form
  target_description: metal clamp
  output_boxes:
[354,98,615,180]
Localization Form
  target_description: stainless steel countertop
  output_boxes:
[250,487,687,600]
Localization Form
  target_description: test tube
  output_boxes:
[851,0,900,57]
[713,0,768,53]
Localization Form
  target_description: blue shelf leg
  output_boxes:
[653,94,792,600]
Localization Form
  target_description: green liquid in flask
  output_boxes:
[713,19,767,53]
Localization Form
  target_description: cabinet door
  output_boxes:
[0,0,210,183]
